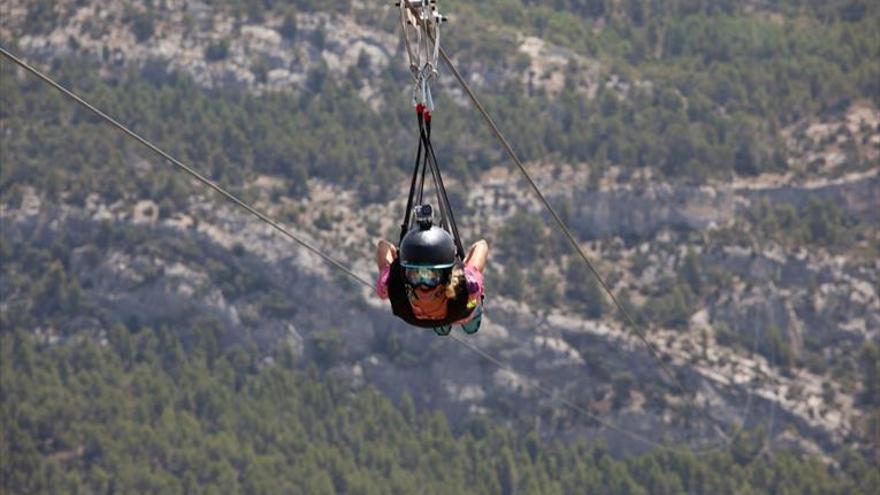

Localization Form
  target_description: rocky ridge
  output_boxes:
[3,152,876,457]
[2,0,606,108]
[2,0,879,460]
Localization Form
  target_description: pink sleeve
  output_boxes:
[451,264,485,324]
[464,264,484,298]
[376,265,392,299]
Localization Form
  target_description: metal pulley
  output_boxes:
[396,0,447,110]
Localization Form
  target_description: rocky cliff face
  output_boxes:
[2,0,610,109]
[4,1,395,94]
[4,163,875,458]
[2,0,879,460]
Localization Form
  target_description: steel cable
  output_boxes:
[435,44,733,446]
[1,46,730,454]
[0,46,373,289]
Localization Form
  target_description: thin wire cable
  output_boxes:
[0,46,372,289]
[397,7,729,449]
[448,333,669,450]
[2,47,725,455]
[436,45,673,396]
[435,44,731,444]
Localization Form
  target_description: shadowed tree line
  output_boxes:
[1,327,877,495]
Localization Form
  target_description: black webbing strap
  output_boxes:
[416,133,429,206]
[421,119,465,260]
[399,109,466,261]
[400,114,425,244]
[422,118,450,232]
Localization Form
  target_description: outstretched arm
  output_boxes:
[376,239,397,272]
[375,240,398,300]
[464,240,489,273]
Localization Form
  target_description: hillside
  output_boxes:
[1,0,879,492]
[3,330,875,493]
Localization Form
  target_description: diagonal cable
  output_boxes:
[448,333,668,450]
[0,46,372,289]
[2,46,724,453]
[436,44,730,444]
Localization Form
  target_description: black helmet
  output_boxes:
[400,221,457,269]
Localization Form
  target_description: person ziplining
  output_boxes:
[0,0,734,448]
[375,1,489,336]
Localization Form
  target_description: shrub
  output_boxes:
[131,12,155,42]
[205,40,230,61]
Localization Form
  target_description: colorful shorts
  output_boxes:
[459,304,483,335]
[433,304,483,336]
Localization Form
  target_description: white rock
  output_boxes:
[132,200,159,225]
[493,368,534,394]
[444,382,486,402]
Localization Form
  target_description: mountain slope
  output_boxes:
[2,0,878,476]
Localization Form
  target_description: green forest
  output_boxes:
[2,328,877,494]
[3,0,878,210]
[3,0,879,493]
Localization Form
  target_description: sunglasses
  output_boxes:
[403,266,451,288]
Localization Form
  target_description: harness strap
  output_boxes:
[399,106,465,261]
[400,108,425,244]
[400,104,433,241]
[420,117,465,260]
[421,113,450,232]
[416,114,429,206]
